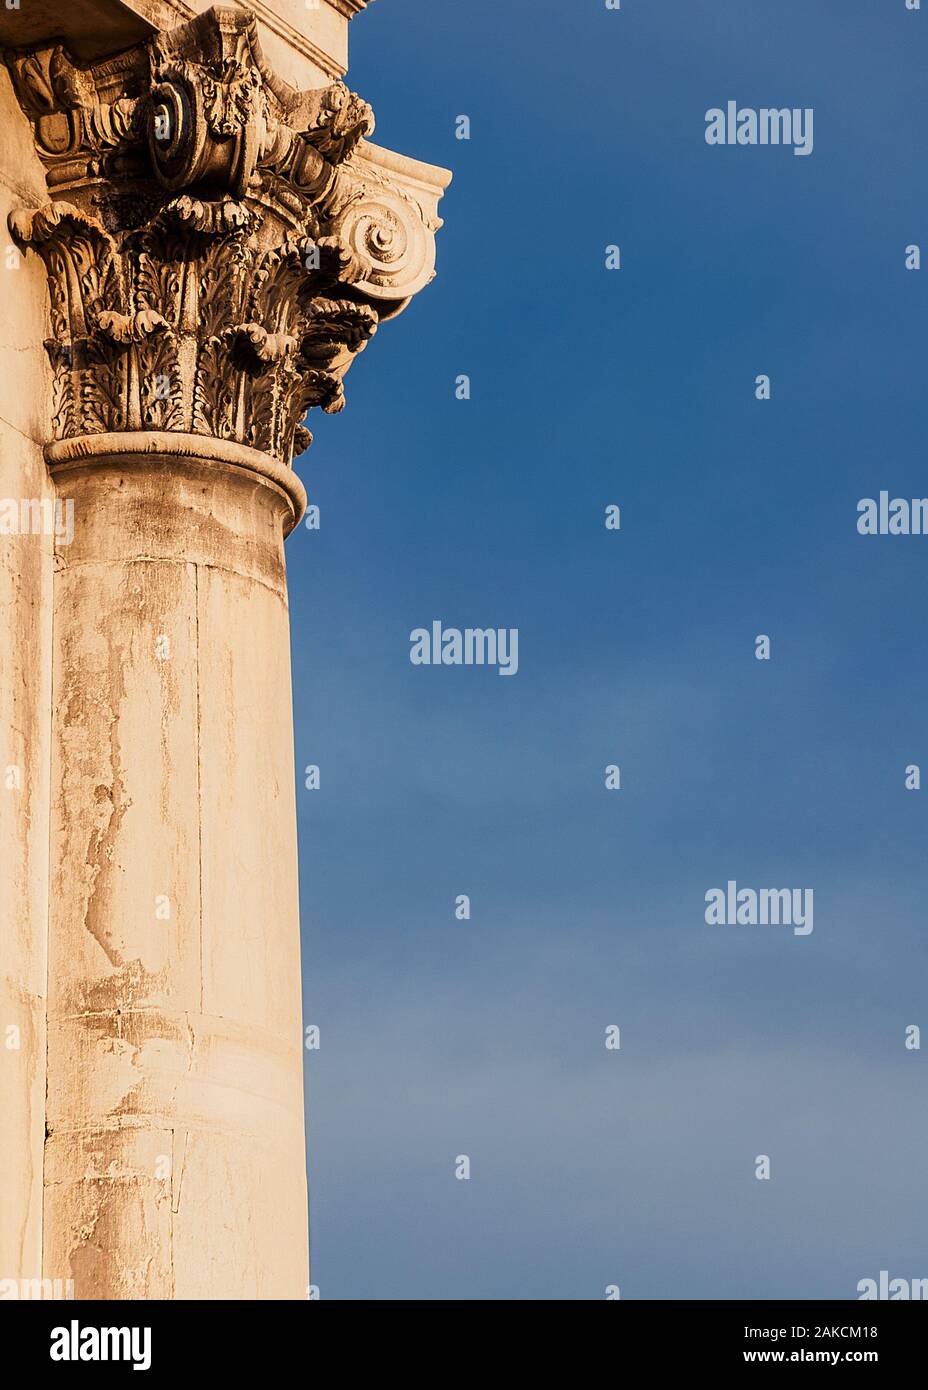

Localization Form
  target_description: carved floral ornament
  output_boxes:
[3,5,445,467]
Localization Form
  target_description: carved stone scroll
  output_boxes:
[4,5,447,468]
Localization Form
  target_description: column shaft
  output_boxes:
[44,438,308,1298]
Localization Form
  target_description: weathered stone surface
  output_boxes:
[0,0,448,1299]
[44,441,308,1296]
[0,63,55,1297]
[5,6,448,467]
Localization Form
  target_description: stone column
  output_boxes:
[3,5,448,1298]
[0,62,56,1298]
[43,431,309,1299]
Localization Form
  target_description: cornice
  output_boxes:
[124,0,357,80]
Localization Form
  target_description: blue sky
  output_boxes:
[286,0,928,1299]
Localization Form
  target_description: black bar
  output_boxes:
[4,1298,925,1375]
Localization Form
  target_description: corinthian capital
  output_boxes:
[4,4,450,470]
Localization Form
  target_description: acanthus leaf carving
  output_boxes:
[4,5,446,467]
